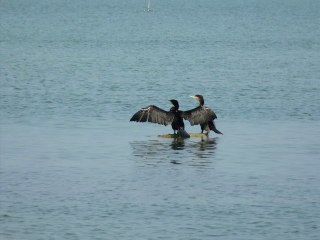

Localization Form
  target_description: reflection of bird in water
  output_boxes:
[183,95,223,135]
[193,138,218,160]
[130,137,218,167]
[130,99,190,138]
[199,137,217,150]
[170,138,185,150]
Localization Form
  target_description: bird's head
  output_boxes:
[169,99,179,109]
[190,95,204,106]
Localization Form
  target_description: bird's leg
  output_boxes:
[174,130,176,135]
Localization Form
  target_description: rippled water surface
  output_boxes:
[1,0,320,239]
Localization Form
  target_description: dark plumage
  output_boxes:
[130,99,190,138]
[183,95,223,135]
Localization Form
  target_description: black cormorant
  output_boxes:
[130,99,190,138]
[183,95,223,135]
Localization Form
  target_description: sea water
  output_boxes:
[1,0,320,239]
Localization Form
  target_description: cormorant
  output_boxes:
[130,99,190,138]
[183,95,223,135]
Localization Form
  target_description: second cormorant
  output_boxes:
[183,95,223,135]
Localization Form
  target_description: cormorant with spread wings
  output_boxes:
[183,95,223,135]
[130,99,190,138]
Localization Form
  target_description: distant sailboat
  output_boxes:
[146,0,152,12]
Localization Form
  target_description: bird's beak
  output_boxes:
[190,96,197,99]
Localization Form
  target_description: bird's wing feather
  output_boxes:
[130,105,175,126]
[182,106,217,125]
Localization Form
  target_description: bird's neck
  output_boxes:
[171,103,179,110]
[170,106,178,112]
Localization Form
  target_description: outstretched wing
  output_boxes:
[130,105,175,126]
[182,106,217,126]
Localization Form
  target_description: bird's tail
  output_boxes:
[210,121,223,135]
[177,129,190,138]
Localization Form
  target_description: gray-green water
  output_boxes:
[1,0,320,239]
